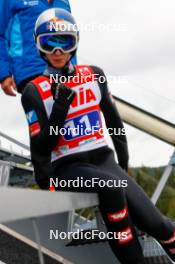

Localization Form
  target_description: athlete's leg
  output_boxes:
[95,148,174,241]
[54,162,145,264]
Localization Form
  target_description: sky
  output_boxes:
[0,0,175,167]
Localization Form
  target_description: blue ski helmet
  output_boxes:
[34,8,79,59]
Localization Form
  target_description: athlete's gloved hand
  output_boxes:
[51,83,76,105]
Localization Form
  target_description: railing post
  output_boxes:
[31,218,45,264]
[151,151,175,205]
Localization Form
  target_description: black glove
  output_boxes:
[51,83,76,105]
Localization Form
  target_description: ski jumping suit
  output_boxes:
[21,65,174,264]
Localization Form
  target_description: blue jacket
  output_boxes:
[0,0,71,86]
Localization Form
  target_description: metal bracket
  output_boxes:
[169,151,175,166]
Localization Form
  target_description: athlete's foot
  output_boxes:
[158,230,175,263]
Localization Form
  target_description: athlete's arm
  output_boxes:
[21,83,71,156]
[91,66,129,171]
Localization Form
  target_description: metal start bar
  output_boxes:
[113,96,175,146]
[0,187,98,223]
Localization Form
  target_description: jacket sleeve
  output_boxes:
[91,66,129,171]
[0,0,14,81]
[63,0,71,12]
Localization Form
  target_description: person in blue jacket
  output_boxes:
[0,0,73,96]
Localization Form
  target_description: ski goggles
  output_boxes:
[36,33,78,54]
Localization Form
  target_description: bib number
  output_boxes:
[63,111,101,140]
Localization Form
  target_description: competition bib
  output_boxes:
[32,65,107,161]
